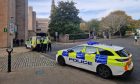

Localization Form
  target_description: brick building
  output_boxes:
[16,0,28,41]
[36,18,49,34]
[0,0,28,48]
[28,7,36,37]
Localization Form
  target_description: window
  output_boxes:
[116,49,130,57]
[70,46,84,52]
[85,46,97,54]
[98,48,114,56]
[36,29,41,31]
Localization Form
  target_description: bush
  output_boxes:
[69,34,89,40]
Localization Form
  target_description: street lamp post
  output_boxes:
[7,17,15,72]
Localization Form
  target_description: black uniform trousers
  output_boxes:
[43,44,47,53]
[36,44,41,52]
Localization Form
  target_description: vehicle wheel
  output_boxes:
[25,45,28,49]
[31,46,35,51]
[97,65,112,78]
[57,56,66,66]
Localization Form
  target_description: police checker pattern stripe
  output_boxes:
[62,51,108,65]
[95,55,108,64]
[60,50,128,67]
[62,51,85,59]
[76,52,85,59]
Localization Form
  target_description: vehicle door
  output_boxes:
[68,46,85,67]
[84,46,97,71]
[26,38,32,48]
[96,48,114,65]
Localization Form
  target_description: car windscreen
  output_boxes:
[116,49,130,57]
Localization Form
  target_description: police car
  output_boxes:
[56,41,133,78]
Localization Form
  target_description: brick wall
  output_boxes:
[0,0,9,48]
[16,0,28,41]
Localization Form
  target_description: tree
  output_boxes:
[86,19,100,33]
[49,1,81,36]
[100,10,131,37]
[127,20,140,32]
[80,22,88,31]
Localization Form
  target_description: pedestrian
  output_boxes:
[16,39,19,46]
[47,37,52,52]
[43,36,48,53]
[134,33,138,45]
[20,39,24,46]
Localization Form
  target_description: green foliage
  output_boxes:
[86,19,100,32]
[69,34,89,40]
[100,10,132,36]
[127,20,140,30]
[49,1,81,36]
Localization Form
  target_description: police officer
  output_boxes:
[40,37,44,52]
[42,36,48,53]
[36,37,41,52]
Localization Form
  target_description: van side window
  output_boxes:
[98,48,114,56]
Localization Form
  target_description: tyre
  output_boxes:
[31,46,35,51]
[57,56,66,66]
[25,45,28,49]
[97,65,112,78]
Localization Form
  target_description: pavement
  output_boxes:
[0,47,116,84]
[0,38,140,84]
[43,37,140,84]
[0,67,116,84]
[0,47,30,57]
[0,52,55,72]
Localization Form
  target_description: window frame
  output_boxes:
[85,46,97,54]
[97,48,114,56]
[69,46,85,53]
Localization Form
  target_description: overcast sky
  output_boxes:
[29,0,140,21]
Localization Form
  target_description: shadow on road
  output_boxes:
[61,64,138,84]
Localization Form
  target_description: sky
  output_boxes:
[29,0,140,21]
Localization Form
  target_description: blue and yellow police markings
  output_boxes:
[69,58,92,65]
[62,50,108,65]
[62,51,92,65]
[76,52,85,59]
[95,55,108,64]
[62,51,68,56]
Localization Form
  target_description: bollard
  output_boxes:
[6,48,13,72]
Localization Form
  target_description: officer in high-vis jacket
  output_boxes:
[42,36,48,53]
[36,37,41,52]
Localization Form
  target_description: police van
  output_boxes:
[56,41,133,78]
[25,36,41,50]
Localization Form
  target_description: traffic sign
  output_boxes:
[9,23,15,34]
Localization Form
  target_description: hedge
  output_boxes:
[69,34,89,40]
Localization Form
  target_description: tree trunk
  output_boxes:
[119,29,122,37]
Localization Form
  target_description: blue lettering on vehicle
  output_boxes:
[69,58,92,65]
[76,52,85,60]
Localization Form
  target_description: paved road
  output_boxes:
[43,38,140,84]
[43,42,87,59]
